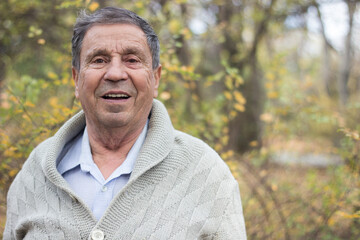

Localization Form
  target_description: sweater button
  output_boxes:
[91,229,104,240]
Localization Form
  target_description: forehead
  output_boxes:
[81,23,149,56]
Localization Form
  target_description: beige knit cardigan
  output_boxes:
[4,99,246,240]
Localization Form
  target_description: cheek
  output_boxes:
[132,71,154,93]
[79,70,100,91]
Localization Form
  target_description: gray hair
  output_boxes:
[72,7,160,70]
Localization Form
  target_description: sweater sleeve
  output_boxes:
[214,180,247,239]
[194,144,247,240]
[3,173,19,240]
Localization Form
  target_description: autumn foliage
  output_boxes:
[1,0,360,239]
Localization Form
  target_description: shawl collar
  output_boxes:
[42,99,174,191]
[130,99,174,181]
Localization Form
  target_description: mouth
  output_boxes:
[102,93,130,100]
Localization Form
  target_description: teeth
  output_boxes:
[104,94,129,98]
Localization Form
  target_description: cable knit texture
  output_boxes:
[4,99,247,240]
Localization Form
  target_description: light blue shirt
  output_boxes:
[57,121,148,221]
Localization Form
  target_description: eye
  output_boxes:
[93,58,106,64]
[127,58,139,63]
[123,55,142,69]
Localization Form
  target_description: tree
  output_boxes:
[338,0,357,105]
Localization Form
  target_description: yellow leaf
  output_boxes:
[221,135,229,145]
[41,82,49,89]
[15,109,23,114]
[224,91,232,100]
[327,217,335,226]
[88,2,99,12]
[168,19,182,34]
[266,72,275,81]
[181,28,192,40]
[9,95,18,103]
[37,38,46,45]
[225,76,233,89]
[234,103,245,112]
[49,97,58,107]
[265,82,273,90]
[24,101,35,108]
[267,91,279,99]
[222,127,229,134]
[260,113,274,123]
[160,91,171,101]
[249,141,258,147]
[234,91,246,104]
[135,2,144,8]
[226,161,237,171]
[186,65,194,72]
[235,75,244,86]
[62,78,69,85]
[338,211,360,219]
[4,147,17,157]
[221,116,229,123]
[214,143,222,151]
[22,114,30,121]
[9,169,18,177]
[230,110,237,118]
[47,72,57,80]
[271,183,278,191]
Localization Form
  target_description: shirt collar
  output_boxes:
[57,131,83,175]
[57,120,149,180]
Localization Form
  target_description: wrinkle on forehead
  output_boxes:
[80,24,152,66]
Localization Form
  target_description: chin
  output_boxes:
[102,118,128,129]
[94,112,128,129]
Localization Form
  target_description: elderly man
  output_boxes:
[4,7,246,240]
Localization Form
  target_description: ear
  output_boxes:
[72,67,80,99]
[153,64,161,98]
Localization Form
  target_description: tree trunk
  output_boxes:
[226,0,277,153]
[338,0,355,106]
[228,56,264,152]
[315,2,333,97]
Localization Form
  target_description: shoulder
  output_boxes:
[7,111,86,195]
[172,130,215,158]
[7,137,52,192]
[172,130,234,180]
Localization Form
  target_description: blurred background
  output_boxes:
[0,0,359,239]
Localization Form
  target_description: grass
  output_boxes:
[232,152,360,239]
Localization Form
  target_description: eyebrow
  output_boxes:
[84,49,111,64]
[84,45,148,64]
[122,47,147,59]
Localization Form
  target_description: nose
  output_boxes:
[104,58,128,81]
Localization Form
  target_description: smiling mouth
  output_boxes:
[102,93,130,100]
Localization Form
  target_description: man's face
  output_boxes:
[72,24,161,132]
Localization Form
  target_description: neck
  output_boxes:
[86,121,146,179]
